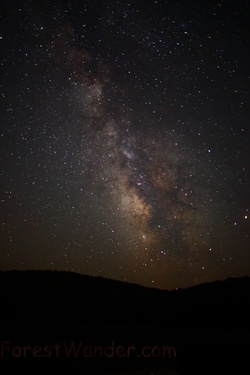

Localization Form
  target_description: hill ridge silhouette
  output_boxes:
[0,270,249,374]
[0,269,249,328]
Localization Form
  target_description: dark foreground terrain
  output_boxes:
[0,270,249,374]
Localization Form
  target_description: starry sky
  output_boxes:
[0,0,249,290]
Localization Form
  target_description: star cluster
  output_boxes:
[0,0,249,289]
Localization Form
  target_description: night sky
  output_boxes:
[1,0,249,290]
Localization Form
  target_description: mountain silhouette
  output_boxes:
[0,269,249,328]
[0,270,249,374]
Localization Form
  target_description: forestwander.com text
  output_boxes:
[0,340,177,360]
